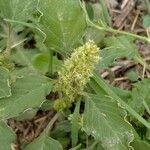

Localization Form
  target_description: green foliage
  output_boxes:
[0,74,52,119]
[38,0,87,56]
[83,94,134,150]
[24,134,63,150]
[131,139,150,150]
[0,0,150,149]
[143,15,150,28]
[0,121,16,150]
[32,53,62,74]
[0,0,37,24]
[127,71,139,82]
[130,79,150,116]
[99,35,140,69]
[70,101,81,147]
[0,67,11,98]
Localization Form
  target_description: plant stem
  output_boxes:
[88,21,150,43]
[47,50,53,77]
[44,112,61,135]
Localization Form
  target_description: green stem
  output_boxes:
[88,21,150,43]
[44,112,61,135]
[47,50,53,77]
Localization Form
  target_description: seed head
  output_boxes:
[54,41,100,111]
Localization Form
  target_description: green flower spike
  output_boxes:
[54,41,100,111]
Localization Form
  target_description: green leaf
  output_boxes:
[11,48,39,68]
[91,73,150,129]
[127,71,139,82]
[85,1,109,44]
[143,15,150,28]
[24,134,63,150]
[32,53,62,74]
[71,100,81,147]
[15,108,38,121]
[38,0,87,56]
[85,27,105,44]
[69,144,81,150]
[95,0,112,26]
[51,120,71,138]
[0,74,52,119]
[131,139,150,150]
[89,77,131,102]
[0,121,16,150]
[94,143,105,150]
[0,67,11,99]
[85,3,94,20]
[83,94,134,150]
[130,79,150,116]
[0,0,37,22]
[99,36,139,69]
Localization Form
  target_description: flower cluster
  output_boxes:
[54,41,100,111]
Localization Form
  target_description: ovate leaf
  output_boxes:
[0,121,16,150]
[38,0,87,56]
[0,74,52,119]
[0,67,11,99]
[82,94,134,150]
[24,134,63,150]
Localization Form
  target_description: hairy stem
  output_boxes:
[88,21,150,43]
